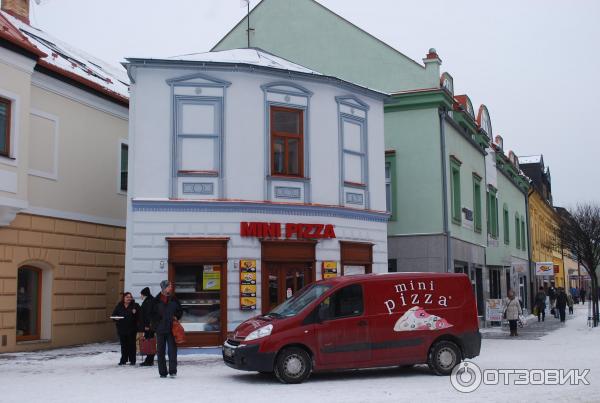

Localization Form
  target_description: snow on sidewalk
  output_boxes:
[0,305,598,403]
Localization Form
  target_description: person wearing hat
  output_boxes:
[139,287,156,366]
[151,280,183,378]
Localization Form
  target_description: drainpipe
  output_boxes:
[439,109,451,273]
[526,188,534,309]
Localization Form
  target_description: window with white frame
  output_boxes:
[176,99,221,175]
[0,96,11,157]
[342,118,365,185]
[385,161,392,212]
[119,142,128,192]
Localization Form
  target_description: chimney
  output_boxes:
[1,0,30,24]
[423,48,442,88]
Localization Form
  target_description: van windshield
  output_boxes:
[268,284,331,318]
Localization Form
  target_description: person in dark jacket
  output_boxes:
[112,292,140,365]
[556,288,568,323]
[139,287,155,366]
[534,287,546,322]
[151,280,183,378]
[548,284,557,317]
[580,288,587,305]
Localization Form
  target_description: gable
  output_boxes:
[213,0,435,93]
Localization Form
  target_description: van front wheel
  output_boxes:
[274,347,312,384]
[428,340,461,375]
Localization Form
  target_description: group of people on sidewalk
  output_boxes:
[111,280,183,378]
[533,285,582,324]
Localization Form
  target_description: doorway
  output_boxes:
[265,263,313,311]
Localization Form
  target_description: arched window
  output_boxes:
[16,266,42,341]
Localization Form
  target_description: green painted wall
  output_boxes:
[444,122,487,247]
[385,108,443,235]
[213,0,437,92]
[486,163,529,265]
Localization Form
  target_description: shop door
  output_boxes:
[265,263,313,312]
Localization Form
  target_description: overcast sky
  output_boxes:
[26,0,600,207]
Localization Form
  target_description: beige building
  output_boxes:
[0,1,128,352]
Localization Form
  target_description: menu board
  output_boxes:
[240,260,257,311]
[322,261,338,279]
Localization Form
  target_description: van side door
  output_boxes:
[314,284,371,369]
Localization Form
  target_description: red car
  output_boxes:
[223,272,481,383]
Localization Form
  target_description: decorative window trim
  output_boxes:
[263,81,312,203]
[167,72,229,198]
[337,95,369,209]
[450,159,461,224]
[269,105,304,177]
[118,139,128,194]
[28,108,59,181]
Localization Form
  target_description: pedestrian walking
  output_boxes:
[580,288,586,305]
[534,286,546,322]
[504,290,522,337]
[556,288,568,323]
[112,292,140,366]
[151,280,183,378]
[548,284,557,317]
[139,287,156,366]
[566,292,574,315]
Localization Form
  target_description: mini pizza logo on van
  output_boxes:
[383,280,450,315]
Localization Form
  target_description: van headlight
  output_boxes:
[244,324,273,341]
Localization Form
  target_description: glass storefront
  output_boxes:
[174,264,221,332]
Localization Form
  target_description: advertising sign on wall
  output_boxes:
[486,299,504,321]
[240,260,257,310]
[535,262,554,276]
[322,261,338,279]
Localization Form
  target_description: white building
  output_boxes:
[125,48,388,346]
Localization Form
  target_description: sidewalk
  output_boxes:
[481,305,581,340]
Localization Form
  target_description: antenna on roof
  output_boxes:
[241,0,254,48]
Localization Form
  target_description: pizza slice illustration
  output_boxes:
[393,306,453,332]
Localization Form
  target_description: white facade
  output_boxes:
[125,49,388,338]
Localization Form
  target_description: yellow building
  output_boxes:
[0,2,128,352]
[519,155,563,288]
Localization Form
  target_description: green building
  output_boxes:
[214,0,531,317]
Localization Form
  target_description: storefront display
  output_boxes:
[174,265,221,332]
[240,260,257,311]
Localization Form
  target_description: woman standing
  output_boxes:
[112,292,140,365]
[505,290,522,337]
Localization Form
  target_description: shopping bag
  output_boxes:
[518,314,527,327]
[139,336,157,355]
[533,306,539,316]
[172,319,186,344]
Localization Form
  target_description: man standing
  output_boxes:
[556,288,568,323]
[151,280,183,378]
[534,286,546,322]
[139,287,155,366]
[580,288,587,305]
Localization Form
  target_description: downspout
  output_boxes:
[526,187,534,309]
[439,109,451,272]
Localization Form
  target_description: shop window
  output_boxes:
[342,118,366,185]
[489,268,501,299]
[450,158,462,224]
[174,265,221,332]
[340,241,372,275]
[271,106,303,176]
[388,259,397,272]
[119,142,128,192]
[473,175,482,232]
[503,205,510,245]
[176,99,222,175]
[16,267,41,341]
[0,97,11,157]
[320,284,363,319]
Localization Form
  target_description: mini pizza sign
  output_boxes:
[240,222,336,240]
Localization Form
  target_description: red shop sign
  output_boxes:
[240,222,336,240]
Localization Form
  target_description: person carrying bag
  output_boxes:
[151,280,183,378]
[504,290,522,337]
[138,287,156,366]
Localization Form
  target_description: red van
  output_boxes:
[223,273,481,383]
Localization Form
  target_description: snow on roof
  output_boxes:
[1,11,129,103]
[518,155,542,164]
[165,48,322,76]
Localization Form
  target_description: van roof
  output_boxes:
[320,272,469,285]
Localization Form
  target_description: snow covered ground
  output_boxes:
[0,305,598,403]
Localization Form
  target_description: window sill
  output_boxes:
[268,175,310,182]
[344,181,366,189]
[178,170,219,177]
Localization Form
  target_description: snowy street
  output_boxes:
[0,304,598,403]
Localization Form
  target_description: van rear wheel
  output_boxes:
[428,340,461,375]
[274,347,312,384]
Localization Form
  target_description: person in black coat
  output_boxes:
[112,292,140,365]
[139,287,155,366]
[151,280,183,378]
[556,288,568,323]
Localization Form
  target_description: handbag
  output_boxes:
[139,336,157,355]
[172,319,186,344]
